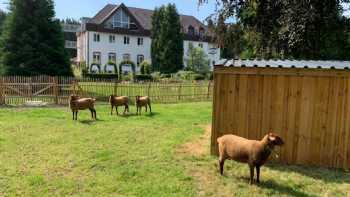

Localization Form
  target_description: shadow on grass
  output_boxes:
[266,163,350,184]
[145,112,159,118]
[259,179,316,197]
[78,119,104,125]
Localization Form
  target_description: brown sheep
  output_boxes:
[217,133,284,184]
[109,95,129,115]
[69,95,97,120]
[135,96,151,115]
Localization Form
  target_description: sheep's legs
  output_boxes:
[111,106,114,115]
[94,109,97,120]
[249,165,255,185]
[90,108,97,120]
[256,166,261,183]
[219,159,225,175]
[123,105,128,114]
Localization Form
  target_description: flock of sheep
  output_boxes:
[69,94,284,185]
[69,94,151,120]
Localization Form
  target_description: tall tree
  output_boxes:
[0,0,72,76]
[0,9,6,33]
[151,4,184,74]
[199,0,350,60]
[151,7,164,72]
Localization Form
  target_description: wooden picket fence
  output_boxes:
[0,76,213,105]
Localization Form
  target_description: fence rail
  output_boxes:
[0,76,213,105]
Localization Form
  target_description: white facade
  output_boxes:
[78,32,220,71]
[78,31,151,69]
[77,4,221,72]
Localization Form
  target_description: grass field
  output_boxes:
[0,103,349,196]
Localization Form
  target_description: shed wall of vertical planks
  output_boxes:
[211,66,350,169]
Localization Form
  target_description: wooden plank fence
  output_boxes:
[0,76,213,105]
[211,66,350,169]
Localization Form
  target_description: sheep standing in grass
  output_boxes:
[69,95,97,120]
[109,95,129,115]
[135,96,151,115]
[217,133,284,184]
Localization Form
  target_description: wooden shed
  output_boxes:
[211,59,350,169]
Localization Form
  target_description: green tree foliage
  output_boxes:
[0,0,73,76]
[200,0,350,60]
[151,4,184,74]
[185,43,210,74]
[0,9,6,33]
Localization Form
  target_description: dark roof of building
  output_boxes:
[88,4,207,32]
[216,59,350,69]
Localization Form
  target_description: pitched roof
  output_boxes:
[216,59,350,70]
[88,4,207,32]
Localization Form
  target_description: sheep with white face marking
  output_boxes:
[217,133,284,184]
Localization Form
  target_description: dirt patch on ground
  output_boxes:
[177,125,212,157]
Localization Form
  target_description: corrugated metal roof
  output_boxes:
[216,59,350,70]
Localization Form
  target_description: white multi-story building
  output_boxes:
[77,3,220,73]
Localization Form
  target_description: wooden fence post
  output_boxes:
[207,81,212,99]
[178,84,182,101]
[0,77,4,105]
[114,79,118,96]
[53,76,59,104]
[28,77,33,101]
[147,82,151,97]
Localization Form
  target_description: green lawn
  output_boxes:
[0,103,349,197]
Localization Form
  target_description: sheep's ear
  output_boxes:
[268,135,276,141]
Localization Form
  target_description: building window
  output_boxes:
[93,52,101,64]
[188,26,195,36]
[109,35,115,43]
[93,34,100,42]
[112,9,130,28]
[199,43,203,48]
[108,53,116,63]
[123,54,131,61]
[199,27,205,37]
[137,37,143,46]
[124,36,130,45]
[137,55,144,65]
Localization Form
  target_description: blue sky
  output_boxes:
[0,0,217,22]
[0,0,349,21]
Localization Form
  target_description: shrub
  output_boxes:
[134,74,153,82]
[175,71,196,80]
[193,74,205,81]
[82,73,119,79]
[160,73,171,78]
[139,60,151,75]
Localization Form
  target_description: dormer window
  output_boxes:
[188,26,195,36]
[111,9,130,29]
